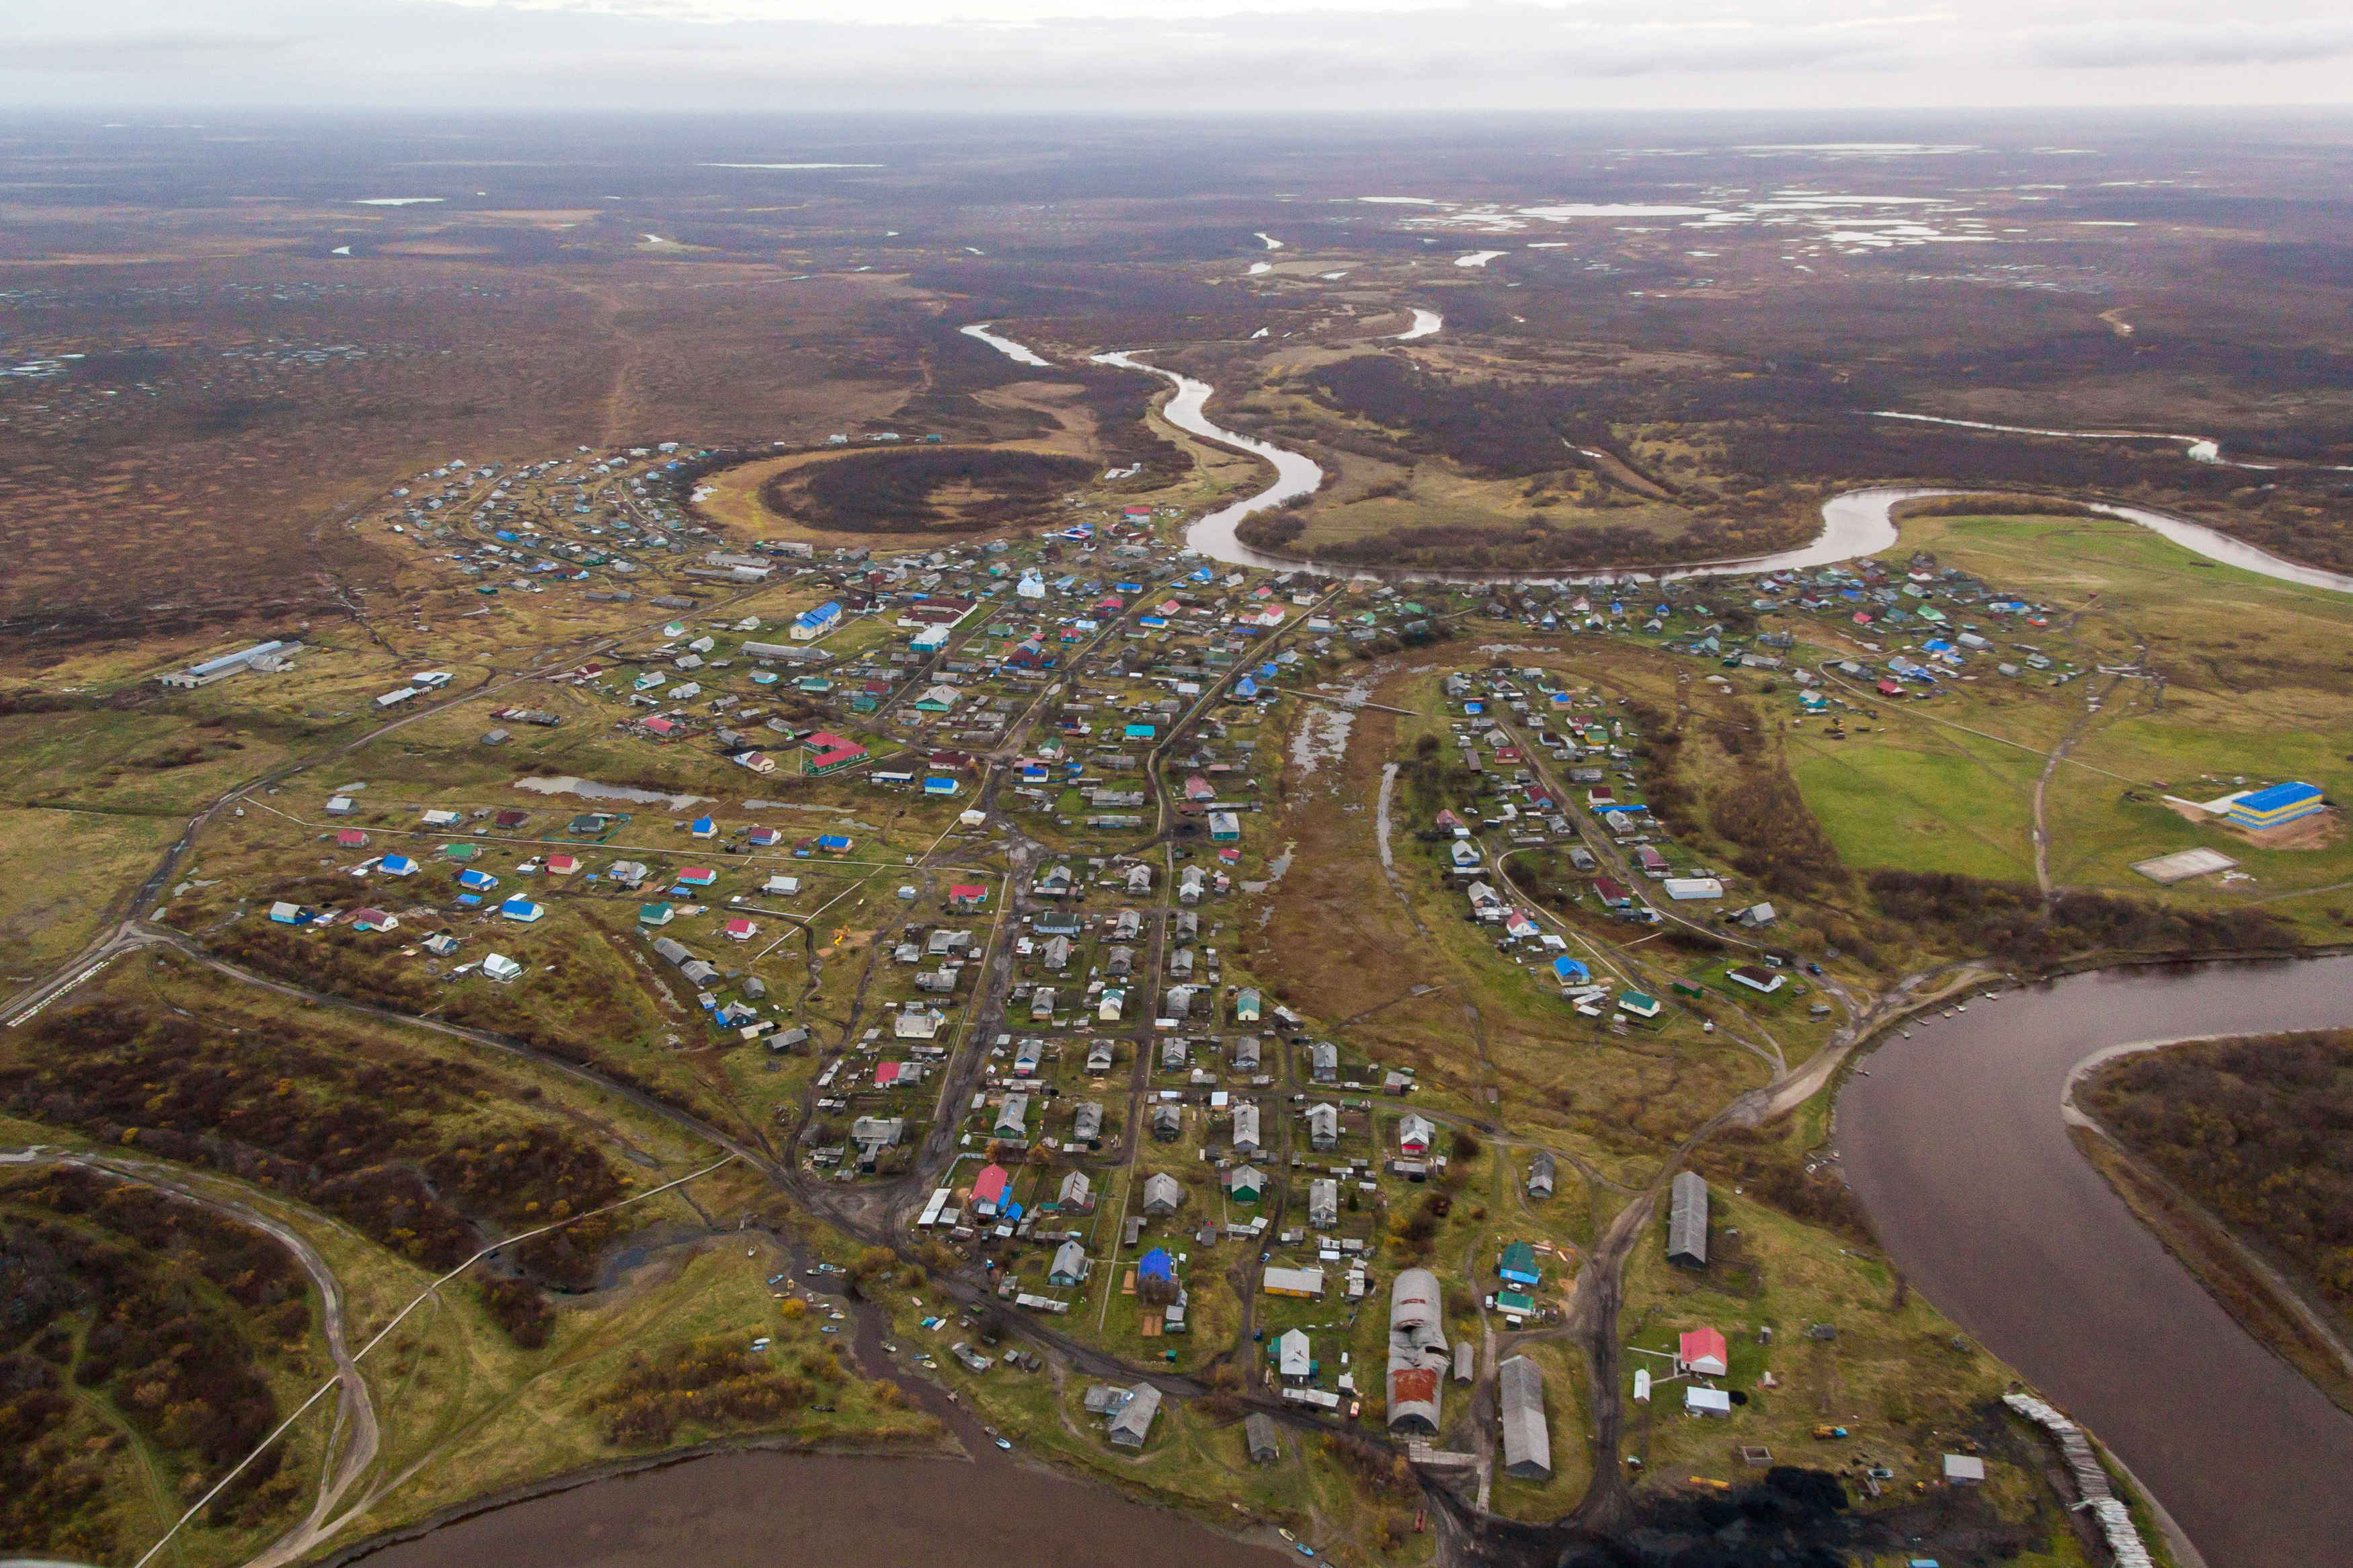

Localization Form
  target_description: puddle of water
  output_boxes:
[515,776,713,809]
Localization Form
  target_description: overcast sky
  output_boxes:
[8,0,2353,112]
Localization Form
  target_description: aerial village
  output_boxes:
[138,434,2330,1532]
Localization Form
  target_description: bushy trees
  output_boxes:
[0,1168,309,1534]
[2083,1032,2353,1313]
[1,1003,631,1290]
[1866,870,2292,962]
[590,1334,814,1446]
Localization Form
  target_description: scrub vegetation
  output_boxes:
[2081,1031,2353,1317]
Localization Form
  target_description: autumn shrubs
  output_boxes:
[0,1003,630,1290]
[478,1276,557,1349]
[1865,870,2292,963]
[2082,1031,2353,1313]
[0,1167,314,1545]
[591,1334,823,1446]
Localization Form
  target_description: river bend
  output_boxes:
[1837,958,2353,1568]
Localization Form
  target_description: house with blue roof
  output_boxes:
[1551,956,1591,986]
[457,868,499,893]
[689,816,716,839]
[791,601,842,641]
[816,834,853,852]
[379,854,418,877]
[500,897,545,923]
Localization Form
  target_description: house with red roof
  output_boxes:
[545,854,580,876]
[971,1163,1011,1212]
[948,884,988,909]
[335,828,370,849]
[805,738,869,776]
[1677,1327,1728,1377]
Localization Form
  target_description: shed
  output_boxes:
[1668,1171,1710,1268]
[1244,1413,1281,1464]
[1499,1355,1552,1479]
[1263,1266,1326,1299]
[1685,1386,1732,1417]
[1942,1454,1986,1485]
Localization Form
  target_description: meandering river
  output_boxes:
[1053,326,2353,593]
[1838,958,2353,1568]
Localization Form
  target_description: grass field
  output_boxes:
[1776,510,2353,906]
[0,807,176,991]
[1789,738,2042,882]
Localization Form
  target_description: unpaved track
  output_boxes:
[0,1149,378,1562]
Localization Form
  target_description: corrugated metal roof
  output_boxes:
[1499,1356,1551,1478]
[1669,1169,1709,1267]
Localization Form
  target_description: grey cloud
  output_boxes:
[5,0,2353,108]
[13,26,319,69]
[2022,17,2353,67]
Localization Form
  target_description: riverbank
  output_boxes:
[1836,954,2353,1568]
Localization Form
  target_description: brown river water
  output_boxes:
[1838,956,2353,1568]
[351,1449,1287,1568]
